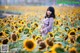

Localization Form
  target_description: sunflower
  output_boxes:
[14,25,18,29]
[11,33,18,42]
[18,20,24,25]
[0,32,4,37]
[70,28,77,32]
[54,19,62,26]
[35,35,42,40]
[3,19,7,23]
[20,20,24,24]
[2,38,9,44]
[34,22,38,28]
[69,47,77,53]
[51,43,64,53]
[23,39,36,51]
[48,32,54,37]
[18,27,23,33]
[30,27,35,32]
[68,30,76,38]
[51,43,62,50]
[11,26,15,31]
[45,38,53,47]
[31,22,38,29]
[1,22,5,27]
[39,41,46,51]
[32,35,36,40]
[0,31,6,38]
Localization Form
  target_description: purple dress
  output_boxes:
[41,17,54,36]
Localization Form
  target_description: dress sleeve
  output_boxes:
[42,18,53,31]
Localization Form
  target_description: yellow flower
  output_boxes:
[21,20,24,24]
[48,32,54,37]
[1,22,5,26]
[54,19,62,26]
[51,43,64,53]
[45,38,53,47]
[23,39,36,52]
[68,30,76,38]
[0,31,7,38]
[51,43,62,50]
[35,35,42,40]
[69,47,77,53]
[31,22,38,29]
[70,28,77,32]
[32,35,42,41]
[0,32,4,37]
[18,27,23,33]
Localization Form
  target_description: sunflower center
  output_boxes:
[15,26,18,28]
[2,39,8,44]
[0,32,3,36]
[32,35,36,39]
[47,40,53,46]
[39,42,46,50]
[12,34,17,41]
[35,24,38,27]
[50,34,53,37]
[70,32,75,35]
[22,22,24,24]
[70,50,76,53]
[19,29,22,33]
[78,27,80,31]
[0,40,1,43]
[26,41,34,49]
[56,21,58,25]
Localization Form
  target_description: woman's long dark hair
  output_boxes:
[45,6,55,18]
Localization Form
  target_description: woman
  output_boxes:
[40,6,55,37]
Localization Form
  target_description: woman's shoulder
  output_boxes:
[49,17,54,20]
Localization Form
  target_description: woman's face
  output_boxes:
[46,10,52,16]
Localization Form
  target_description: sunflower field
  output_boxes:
[0,6,80,53]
